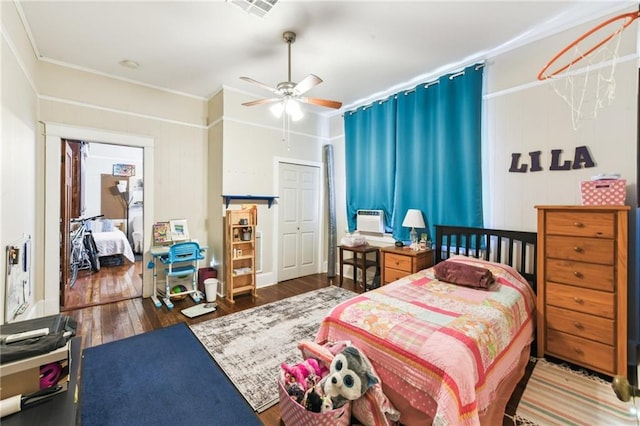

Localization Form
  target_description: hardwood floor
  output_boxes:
[62,257,143,310]
[64,272,528,425]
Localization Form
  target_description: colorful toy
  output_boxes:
[280,358,328,387]
[40,362,62,389]
[170,284,188,300]
[319,394,333,413]
[284,381,305,404]
[302,385,323,412]
[320,345,378,408]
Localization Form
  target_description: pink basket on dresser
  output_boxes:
[580,179,626,205]
[277,379,351,426]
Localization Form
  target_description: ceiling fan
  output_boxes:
[240,31,342,112]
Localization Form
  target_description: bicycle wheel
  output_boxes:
[84,234,101,272]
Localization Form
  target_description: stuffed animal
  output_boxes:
[284,381,306,404]
[320,345,379,409]
[319,395,333,413]
[281,358,328,387]
[302,385,323,413]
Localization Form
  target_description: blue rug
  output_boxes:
[80,323,262,425]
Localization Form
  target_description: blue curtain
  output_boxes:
[394,65,484,241]
[344,97,397,231]
[344,64,483,240]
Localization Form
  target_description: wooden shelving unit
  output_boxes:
[224,208,257,303]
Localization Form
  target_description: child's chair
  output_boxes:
[158,241,204,308]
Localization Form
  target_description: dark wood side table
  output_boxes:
[379,246,434,285]
[338,245,380,291]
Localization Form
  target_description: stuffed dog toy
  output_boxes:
[320,345,378,408]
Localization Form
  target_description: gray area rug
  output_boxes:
[189,285,357,412]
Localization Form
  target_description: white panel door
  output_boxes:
[278,163,320,281]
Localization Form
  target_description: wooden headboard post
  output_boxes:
[434,225,538,292]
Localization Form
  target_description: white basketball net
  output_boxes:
[545,20,626,131]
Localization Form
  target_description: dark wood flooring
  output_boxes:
[63,272,529,426]
[62,257,143,310]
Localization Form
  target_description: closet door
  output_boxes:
[278,163,320,281]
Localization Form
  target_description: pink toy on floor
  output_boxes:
[281,358,328,387]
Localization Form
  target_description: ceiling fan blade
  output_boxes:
[293,74,323,96]
[299,97,343,109]
[240,77,280,95]
[242,98,282,107]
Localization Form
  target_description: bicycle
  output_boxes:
[69,214,103,288]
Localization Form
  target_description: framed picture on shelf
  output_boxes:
[169,219,190,241]
[152,222,171,245]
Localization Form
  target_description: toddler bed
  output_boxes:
[316,225,537,426]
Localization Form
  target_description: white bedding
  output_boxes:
[92,230,135,263]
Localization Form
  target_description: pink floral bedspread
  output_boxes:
[315,256,536,426]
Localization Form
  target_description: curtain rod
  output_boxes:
[347,62,485,113]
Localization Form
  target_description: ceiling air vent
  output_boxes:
[227,0,278,18]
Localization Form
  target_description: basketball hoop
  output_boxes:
[538,11,640,130]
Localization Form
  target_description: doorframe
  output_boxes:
[272,157,325,283]
[43,123,154,316]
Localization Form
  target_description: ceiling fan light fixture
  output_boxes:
[270,99,304,121]
[286,99,304,121]
[270,101,284,118]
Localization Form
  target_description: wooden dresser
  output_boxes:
[379,246,433,285]
[536,205,629,377]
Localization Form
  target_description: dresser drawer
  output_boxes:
[546,282,614,319]
[546,305,614,345]
[546,235,614,265]
[384,267,409,284]
[384,253,412,272]
[545,259,614,291]
[545,211,615,238]
[546,329,614,374]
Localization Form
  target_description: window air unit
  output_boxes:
[356,210,385,233]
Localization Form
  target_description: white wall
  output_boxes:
[1,1,40,323]
[484,7,639,362]
[84,143,144,234]
[219,88,330,289]
[1,0,207,320]
[484,9,638,229]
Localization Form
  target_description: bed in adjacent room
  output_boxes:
[316,225,537,426]
[90,219,135,263]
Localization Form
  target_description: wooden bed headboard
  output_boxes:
[434,225,537,291]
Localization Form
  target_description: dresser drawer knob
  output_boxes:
[573,271,583,278]
[573,246,583,253]
[573,321,584,329]
[573,222,584,228]
[573,297,584,304]
[573,347,584,355]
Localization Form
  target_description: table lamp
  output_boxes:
[402,209,425,248]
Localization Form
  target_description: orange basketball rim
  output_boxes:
[538,11,640,81]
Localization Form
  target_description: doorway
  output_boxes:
[277,162,321,281]
[59,140,144,310]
